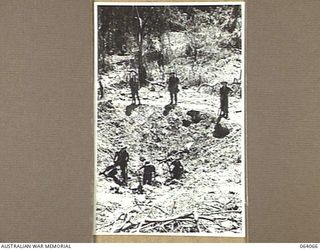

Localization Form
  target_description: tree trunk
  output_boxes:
[135,7,146,86]
[138,26,143,71]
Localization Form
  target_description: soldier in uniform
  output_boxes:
[168,72,180,105]
[98,80,104,100]
[170,159,184,180]
[113,145,129,185]
[220,81,232,119]
[128,70,141,105]
[139,161,156,185]
[157,51,165,71]
[99,164,122,186]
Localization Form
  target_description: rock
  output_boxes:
[236,156,241,163]
[187,109,199,120]
[105,100,115,109]
[220,221,238,230]
[231,205,239,210]
[184,142,193,151]
[208,225,221,233]
[139,156,146,162]
[182,119,192,127]
[186,110,202,123]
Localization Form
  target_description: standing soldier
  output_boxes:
[139,161,156,185]
[113,145,129,185]
[128,70,141,105]
[98,80,104,100]
[220,81,232,119]
[168,72,180,105]
[157,51,165,72]
[137,177,144,194]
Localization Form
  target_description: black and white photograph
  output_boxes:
[94,2,245,236]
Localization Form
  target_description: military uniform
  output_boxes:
[170,159,184,179]
[140,162,156,185]
[157,52,164,69]
[129,73,141,105]
[100,164,117,178]
[220,82,232,118]
[114,147,129,185]
[98,81,104,100]
[168,73,180,105]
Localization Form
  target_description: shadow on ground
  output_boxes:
[125,103,138,116]
[163,104,175,116]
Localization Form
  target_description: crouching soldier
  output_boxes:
[140,161,156,185]
[114,145,129,185]
[99,164,117,178]
[170,159,184,180]
[99,164,122,186]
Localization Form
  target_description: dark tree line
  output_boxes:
[97,5,242,73]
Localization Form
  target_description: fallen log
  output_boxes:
[145,212,194,223]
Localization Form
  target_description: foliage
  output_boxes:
[97,5,242,73]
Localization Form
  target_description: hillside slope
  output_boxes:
[96,30,244,235]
